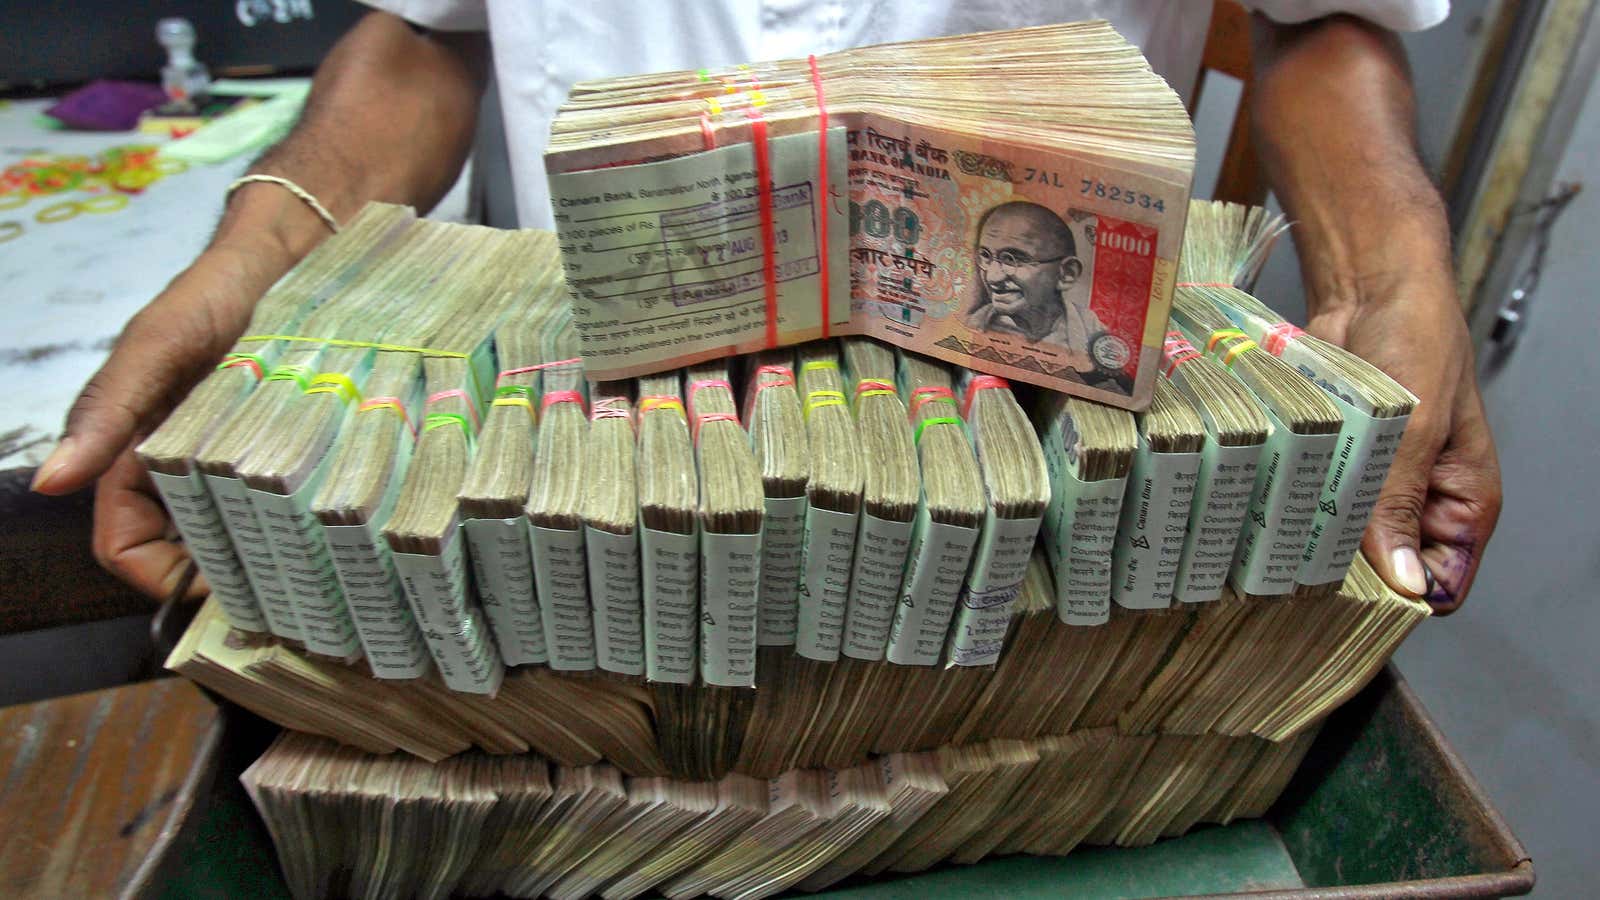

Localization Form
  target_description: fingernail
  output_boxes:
[1390,547,1428,596]
[30,437,74,493]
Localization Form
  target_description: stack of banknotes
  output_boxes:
[146,190,1431,784]
[543,21,1195,411]
[244,726,1316,900]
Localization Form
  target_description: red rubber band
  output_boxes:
[541,389,586,414]
[219,356,263,380]
[700,113,717,151]
[744,366,795,421]
[854,379,896,397]
[960,376,1010,418]
[746,107,780,350]
[809,54,831,339]
[1262,321,1306,357]
[909,385,957,418]
[1175,282,1236,289]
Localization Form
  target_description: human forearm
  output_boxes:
[221,10,488,270]
[1250,14,1453,331]
[34,11,490,589]
[1248,14,1501,611]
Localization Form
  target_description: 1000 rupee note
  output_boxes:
[840,116,1188,409]
[550,105,1190,409]
[548,114,1188,409]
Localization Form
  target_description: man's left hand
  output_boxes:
[1308,270,1502,612]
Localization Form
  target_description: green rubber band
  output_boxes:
[423,412,470,435]
[265,365,311,391]
[494,384,533,399]
[915,416,962,445]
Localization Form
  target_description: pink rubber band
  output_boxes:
[426,389,480,429]
[1262,322,1307,356]
[687,378,733,422]
[495,357,582,386]
[359,396,416,437]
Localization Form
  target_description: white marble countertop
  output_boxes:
[0,97,253,465]
[0,92,474,467]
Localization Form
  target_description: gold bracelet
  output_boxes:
[225,174,340,233]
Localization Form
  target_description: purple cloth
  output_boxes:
[44,80,169,131]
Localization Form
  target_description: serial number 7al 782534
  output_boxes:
[1079,178,1164,211]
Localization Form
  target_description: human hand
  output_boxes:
[32,240,291,597]
[1308,273,1502,613]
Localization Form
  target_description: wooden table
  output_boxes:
[0,678,222,899]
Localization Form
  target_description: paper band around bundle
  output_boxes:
[693,59,832,348]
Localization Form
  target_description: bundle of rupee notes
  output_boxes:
[148,22,1431,900]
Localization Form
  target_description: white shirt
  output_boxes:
[364,0,1447,229]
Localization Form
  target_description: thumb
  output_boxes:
[1361,416,1439,598]
[33,249,259,496]
[34,304,227,496]
[32,324,176,496]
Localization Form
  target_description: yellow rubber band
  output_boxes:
[804,389,846,420]
[238,334,470,358]
[640,397,686,419]
[35,201,79,224]
[857,389,896,400]
[304,372,360,405]
[78,194,129,214]
[800,360,839,373]
[1205,328,1249,354]
[1220,340,1258,368]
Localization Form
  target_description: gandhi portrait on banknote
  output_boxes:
[965,200,1108,360]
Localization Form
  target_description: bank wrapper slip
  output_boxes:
[545,21,1195,411]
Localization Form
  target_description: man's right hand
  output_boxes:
[31,235,301,598]
[32,10,489,598]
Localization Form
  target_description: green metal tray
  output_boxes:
[160,666,1534,899]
